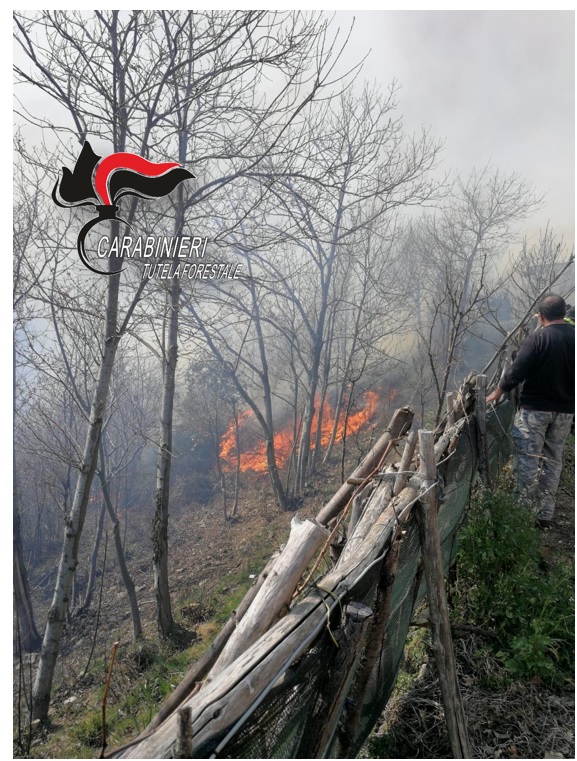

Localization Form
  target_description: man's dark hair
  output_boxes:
[537,294,567,321]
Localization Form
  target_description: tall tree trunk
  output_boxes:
[153,279,179,639]
[434,322,460,426]
[214,404,228,521]
[323,379,346,463]
[285,354,301,493]
[246,270,288,509]
[13,490,41,654]
[13,330,41,653]
[296,330,324,493]
[340,381,356,483]
[311,366,330,472]
[311,308,335,472]
[296,187,345,493]
[231,407,241,518]
[98,459,142,642]
[323,276,366,465]
[32,242,123,721]
[30,15,141,719]
[77,499,106,614]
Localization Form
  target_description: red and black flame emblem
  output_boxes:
[53,142,195,275]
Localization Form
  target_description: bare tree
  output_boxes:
[406,165,542,424]
[141,10,356,626]
[13,160,58,654]
[14,9,178,719]
[262,84,441,491]
[505,224,575,321]
[180,84,441,505]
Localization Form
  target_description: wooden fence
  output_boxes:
[112,374,514,759]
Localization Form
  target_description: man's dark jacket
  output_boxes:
[500,323,574,413]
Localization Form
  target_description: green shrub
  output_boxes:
[71,711,103,748]
[453,487,574,685]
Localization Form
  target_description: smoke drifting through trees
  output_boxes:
[13,10,574,726]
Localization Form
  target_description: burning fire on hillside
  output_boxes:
[219,389,389,474]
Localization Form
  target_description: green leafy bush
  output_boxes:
[453,487,574,684]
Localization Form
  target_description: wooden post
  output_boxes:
[446,392,456,427]
[174,707,192,759]
[475,374,492,488]
[393,425,418,496]
[416,430,472,760]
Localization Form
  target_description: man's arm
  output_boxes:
[486,333,539,403]
[486,386,504,403]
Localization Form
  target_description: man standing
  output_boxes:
[486,294,575,527]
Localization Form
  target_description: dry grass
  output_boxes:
[369,633,574,759]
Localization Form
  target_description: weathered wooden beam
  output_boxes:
[340,478,393,564]
[174,707,192,759]
[139,550,282,736]
[393,424,418,496]
[415,430,472,760]
[433,416,469,462]
[316,406,414,526]
[209,517,329,678]
[121,489,411,759]
[348,481,374,535]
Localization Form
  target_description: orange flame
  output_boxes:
[219,389,382,474]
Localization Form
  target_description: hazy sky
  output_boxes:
[11,9,575,248]
[334,10,574,244]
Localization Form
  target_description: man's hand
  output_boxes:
[486,387,504,404]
